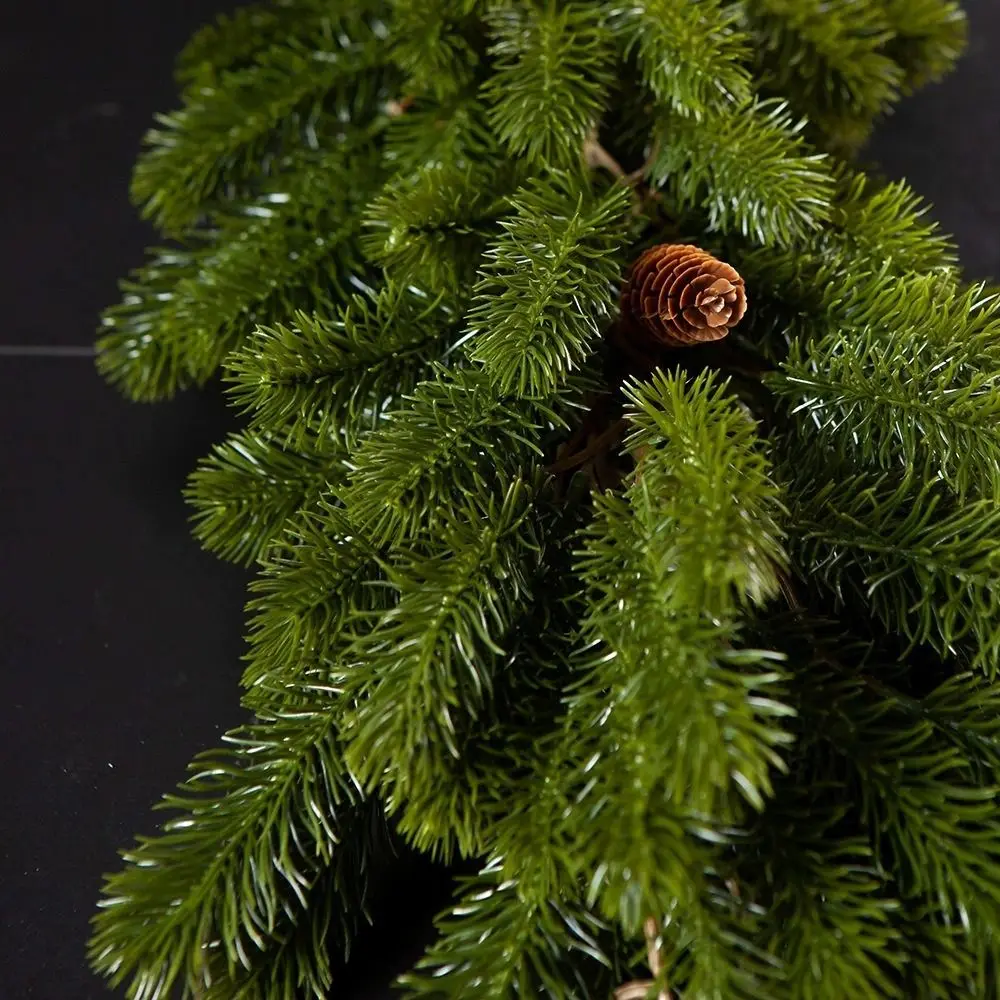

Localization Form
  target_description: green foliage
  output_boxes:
[504,371,796,995]
[769,324,1000,501]
[99,144,385,401]
[175,1,334,90]
[362,159,519,293]
[789,469,1000,673]
[383,93,499,172]
[828,172,959,274]
[746,798,905,1000]
[389,0,483,99]
[608,0,753,116]
[921,671,1000,776]
[241,503,386,712]
[198,861,370,1000]
[226,284,462,450]
[400,865,618,999]
[133,13,392,233]
[737,173,960,344]
[185,428,347,566]
[95,244,204,402]
[94,1,1000,998]
[740,0,903,143]
[895,904,987,999]
[800,664,1000,933]
[649,98,835,247]
[89,691,371,1000]
[619,370,789,612]
[464,174,631,396]
[880,0,967,90]
[735,174,965,359]
[553,376,791,932]
[482,2,615,168]
[341,479,544,843]
[339,366,574,545]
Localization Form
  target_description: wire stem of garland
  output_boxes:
[614,916,672,1000]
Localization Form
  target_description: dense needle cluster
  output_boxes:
[88,2,1000,999]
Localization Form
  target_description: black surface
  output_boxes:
[2,1,998,997]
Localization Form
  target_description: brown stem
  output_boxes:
[644,916,670,1000]
[547,418,628,474]
[583,129,628,179]
[614,984,654,1000]
[627,137,663,186]
[779,572,804,612]
[386,94,416,117]
[614,918,672,1000]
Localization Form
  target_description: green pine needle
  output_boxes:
[741,0,904,122]
[770,324,1000,502]
[340,366,575,545]
[362,159,521,294]
[175,0,338,90]
[341,479,544,814]
[745,797,905,1000]
[226,283,462,451]
[242,502,386,713]
[133,16,393,233]
[400,864,617,1000]
[801,665,1000,934]
[790,468,1000,674]
[649,98,835,247]
[99,144,384,401]
[92,2,1000,997]
[482,2,615,168]
[89,695,369,1000]
[389,0,483,100]
[463,173,631,397]
[880,0,967,91]
[608,0,753,116]
[186,429,347,566]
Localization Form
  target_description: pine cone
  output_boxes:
[622,244,747,348]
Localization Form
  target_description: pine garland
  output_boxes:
[91,1,1000,998]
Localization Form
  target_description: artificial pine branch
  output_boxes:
[770,327,1000,501]
[226,283,463,450]
[787,467,1000,672]
[739,0,904,146]
[340,478,546,815]
[362,158,522,293]
[93,0,1000,996]
[241,503,386,712]
[464,173,632,395]
[482,2,615,168]
[797,662,1000,934]
[399,864,620,1000]
[185,428,347,566]
[175,0,337,91]
[743,796,905,1000]
[382,92,499,173]
[607,0,753,117]
[134,11,394,233]
[879,0,968,90]
[89,690,372,1000]
[99,142,386,401]
[339,366,578,545]
[388,0,484,100]
[647,98,835,247]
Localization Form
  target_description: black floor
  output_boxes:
[2,2,998,997]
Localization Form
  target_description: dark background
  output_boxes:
[2,2,998,997]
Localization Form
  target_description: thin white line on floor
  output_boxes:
[0,345,96,357]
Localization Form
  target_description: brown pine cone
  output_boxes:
[622,244,747,348]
